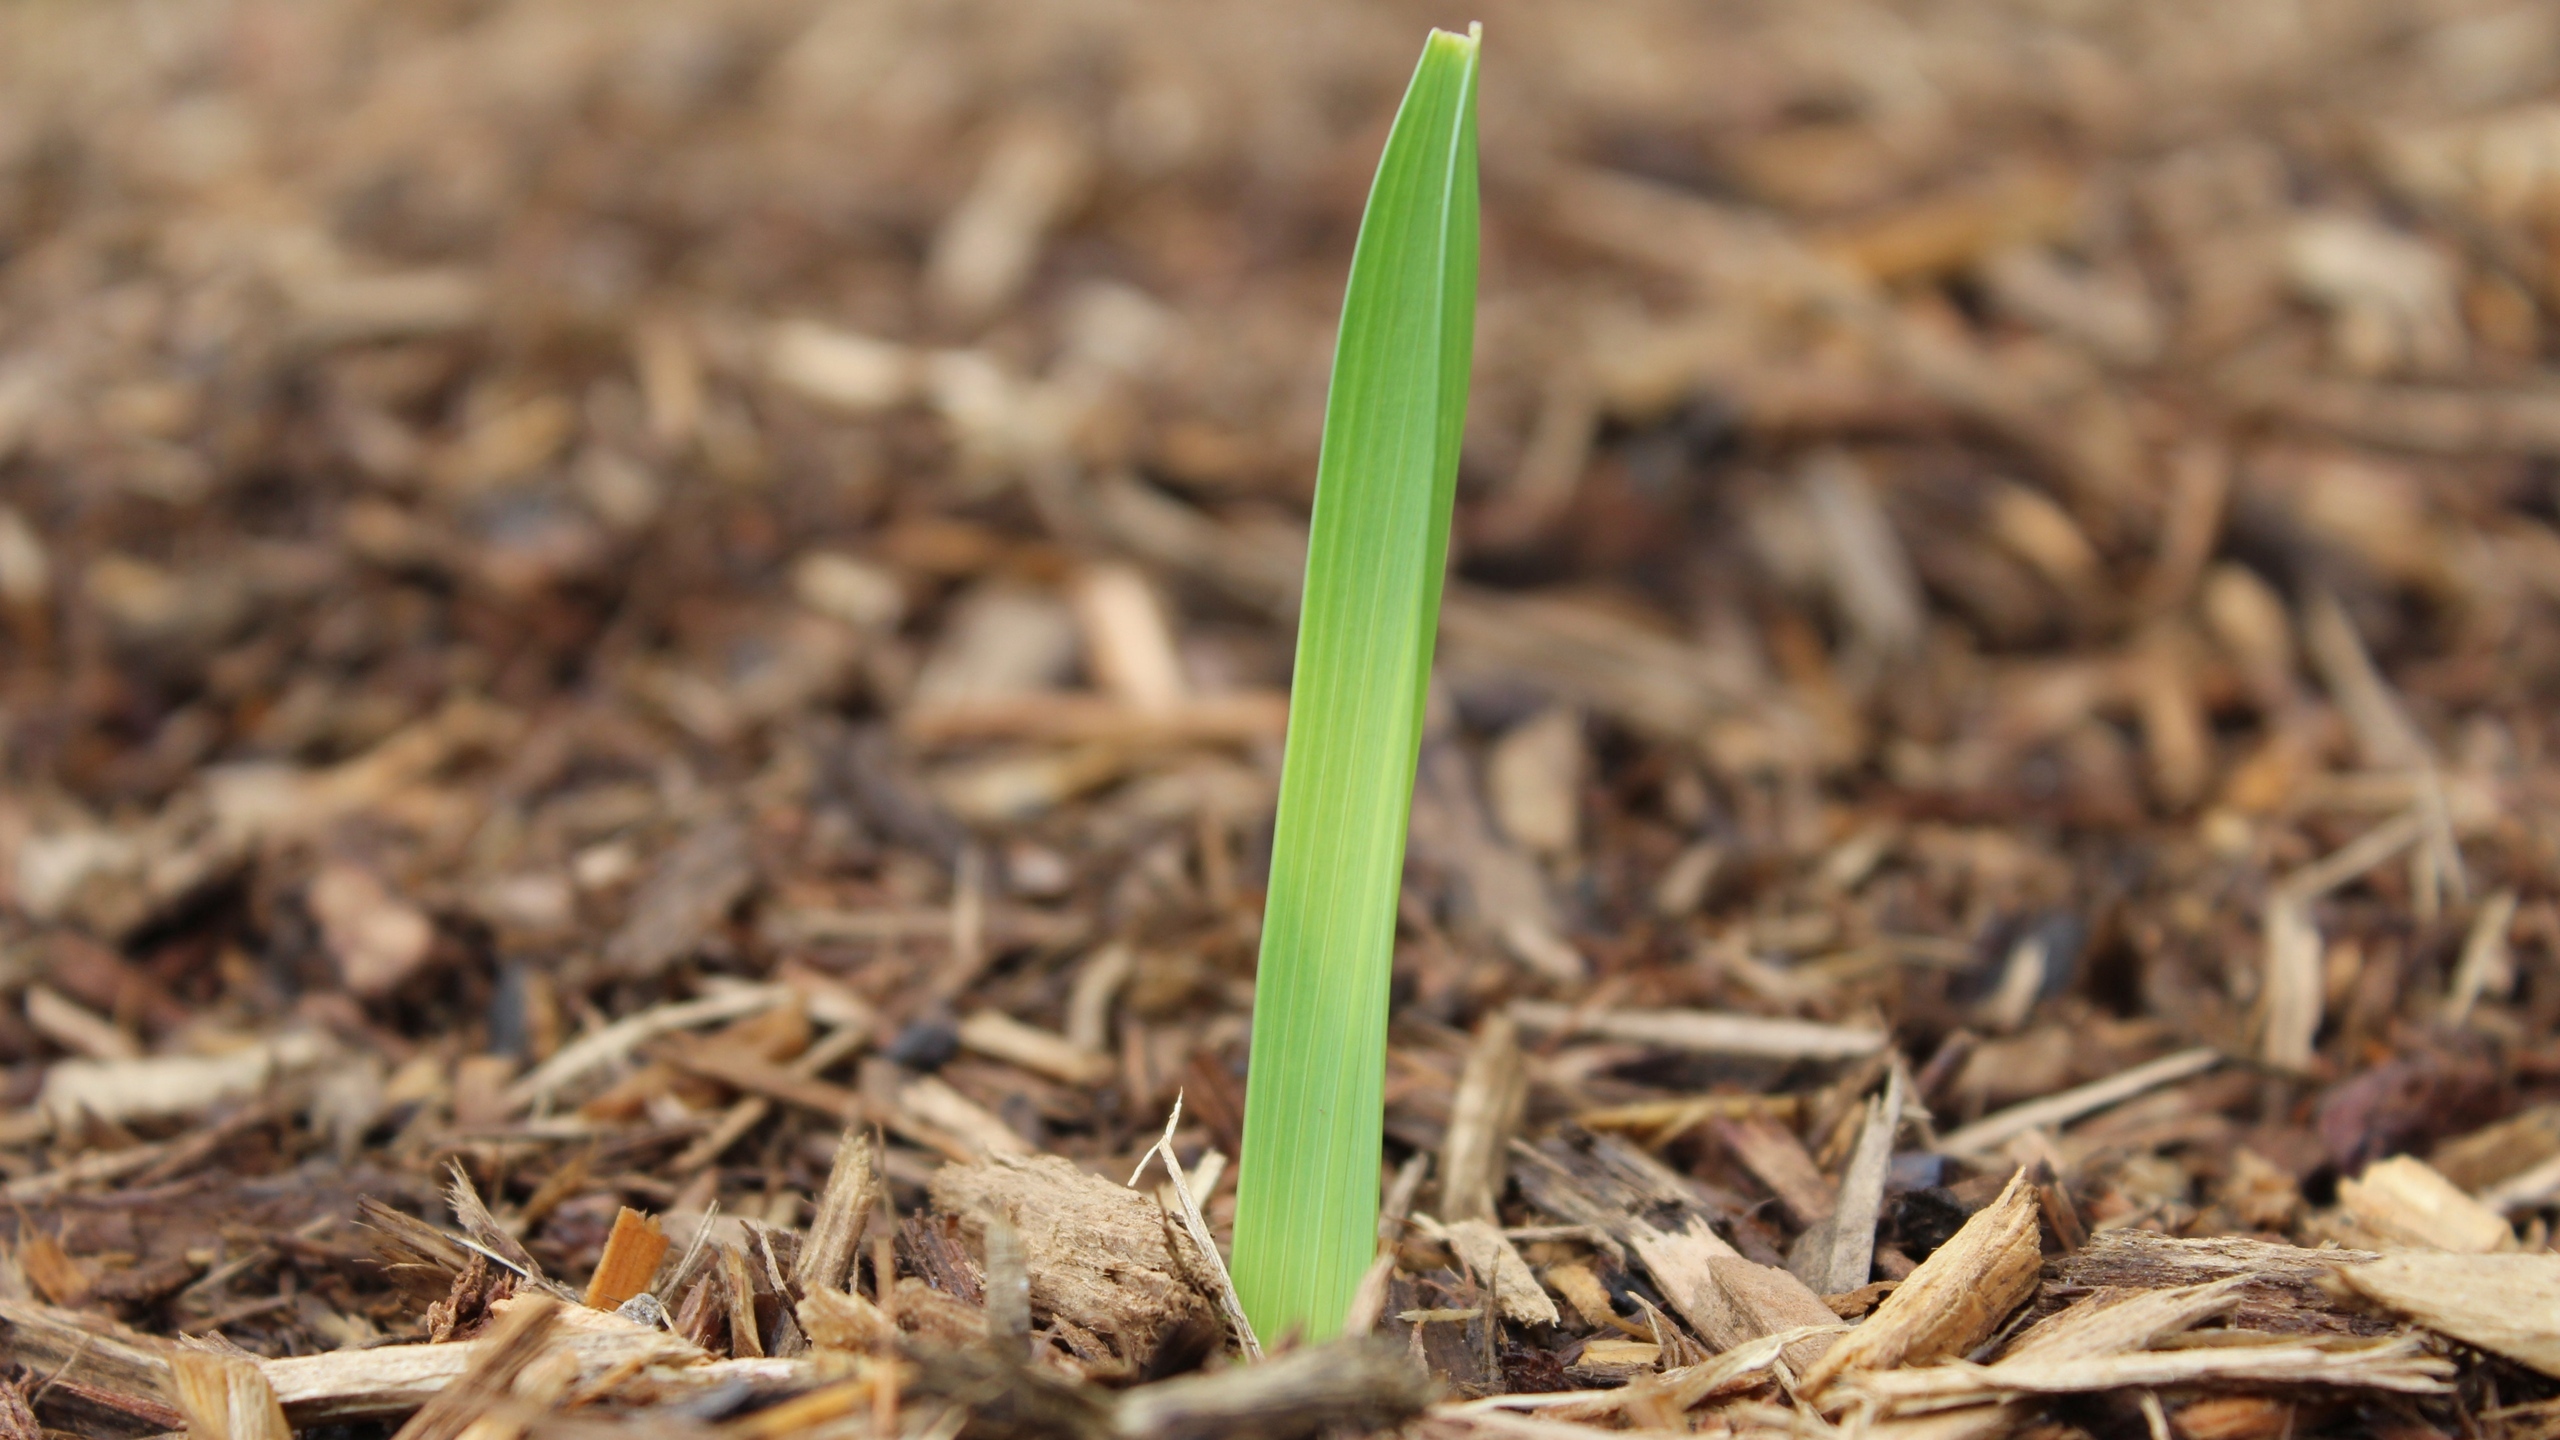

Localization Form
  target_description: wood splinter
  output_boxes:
[1799,1166,2043,1402]
[583,1207,670,1312]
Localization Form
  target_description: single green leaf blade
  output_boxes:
[1230,24,1480,1343]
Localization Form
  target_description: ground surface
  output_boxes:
[7,1,2560,1436]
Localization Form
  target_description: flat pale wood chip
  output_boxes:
[1718,1115,1836,1229]
[257,1297,701,1426]
[792,1127,881,1294]
[1443,1218,1561,1327]
[1439,1013,1527,1224]
[37,1034,333,1127]
[2335,1154,2512,1253]
[1792,1063,1903,1296]
[956,1009,1115,1085]
[1845,1336,2453,1410]
[1999,1279,2250,1364]
[1799,1166,2041,1399]
[1509,999,1886,1061]
[169,1351,291,1440]
[2334,1251,2560,1377]
[1541,1260,1631,1334]
[797,1285,895,1351]
[2431,1101,2560,1192]
[1837,1272,2392,1435]
[1708,1253,1841,1375]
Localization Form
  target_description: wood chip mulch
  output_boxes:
[7,1,2560,1437]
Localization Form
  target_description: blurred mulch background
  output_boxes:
[10,0,2560,1435]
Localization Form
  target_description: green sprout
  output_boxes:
[1229,24,1481,1343]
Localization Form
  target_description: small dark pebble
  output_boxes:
[886,1015,960,1069]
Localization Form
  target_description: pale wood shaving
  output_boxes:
[796,1285,894,1352]
[37,1032,333,1126]
[2333,1251,2560,1378]
[1800,1167,2042,1399]
[1844,1336,2453,1412]
[2445,887,2520,1025]
[1796,1063,1902,1295]
[1510,999,1886,1061]
[1937,1048,2219,1156]
[791,1127,880,1295]
[386,1294,564,1440]
[1441,1218,1561,1328]
[23,984,139,1062]
[957,1009,1115,1086]
[1707,1254,1842,1375]
[257,1311,702,1425]
[167,1350,291,1440]
[2002,1279,2252,1363]
[900,1072,1032,1157]
[2478,1149,2560,1216]
[2335,1154,2513,1253]
[1444,1322,1843,1424]
[2258,891,2325,1071]
[501,986,789,1114]
[1439,1014,1527,1224]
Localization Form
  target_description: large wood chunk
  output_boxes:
[932,1152,1218,1373]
